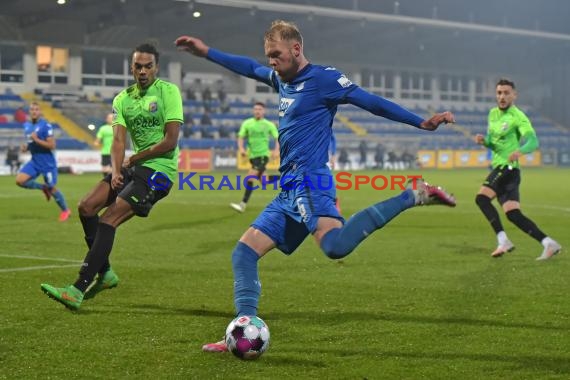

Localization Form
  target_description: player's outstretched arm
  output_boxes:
[346,87,429,128]
[419,111,455,131]
[174,36,209,57]
[345,86,455,131]
[175,35,273,86]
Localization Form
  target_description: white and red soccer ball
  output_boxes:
[225,315,270,360]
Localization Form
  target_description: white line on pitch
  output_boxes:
[0,264,79,273]
[0,254,82,263]
[531,204,570,213]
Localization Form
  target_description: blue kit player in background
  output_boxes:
[15,102,71,222]
[176,20,457,352]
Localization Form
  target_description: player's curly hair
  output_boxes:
[264,20,303,45]
[496,78,515,89]
[133,43,160,63]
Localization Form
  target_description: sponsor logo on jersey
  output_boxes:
[296,198,310,223]
[279,98,295,117]
[337,75,352,88]
[132,115,161,131]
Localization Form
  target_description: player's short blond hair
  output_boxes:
[264,20,303,45]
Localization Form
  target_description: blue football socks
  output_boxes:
[320,189,415,259]
[232,242,261,316]
[52,190,68,211]
[21,179,44,190]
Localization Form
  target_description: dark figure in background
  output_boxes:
[374,143,385,169]
[186,87,196,101]
[387,151,397,167]
[202,86,213,112]
[200,111,214,138]
[217,80,230,113]
[182,112,195,138]
[358,140,367,168]
[401,150,416,169]
[338,148,350,170]
[6,145,21,175]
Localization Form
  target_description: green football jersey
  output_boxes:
[112,79,183,181]
[96,124,114,155]
[485,105,536,169]
[238,117,278,159]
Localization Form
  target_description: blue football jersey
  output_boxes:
[207,48,424,180]
[266,64,355,178]
[23,118,56,168]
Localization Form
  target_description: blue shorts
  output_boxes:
[19,161,58,188]
[251,169,344,255]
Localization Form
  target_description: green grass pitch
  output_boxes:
[1,169,569,379]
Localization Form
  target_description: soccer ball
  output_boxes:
[225,315,270,360]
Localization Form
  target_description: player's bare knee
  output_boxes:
[239,228,273,256]
[78,198,95,215]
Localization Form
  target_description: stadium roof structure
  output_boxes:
[1,0,569,74]
[2,0,570,125]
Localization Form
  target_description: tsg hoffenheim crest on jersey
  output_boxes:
[279,98,295,117]
[149,102,158,113]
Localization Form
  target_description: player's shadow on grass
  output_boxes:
[293,348,570,373]
[108,303,235,319]
[263,311,569,332]
[99,305,567,333]
[148,213,238,232]
[204,353,327,368]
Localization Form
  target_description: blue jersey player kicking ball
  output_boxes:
[176,20,457,353]
[16,102,71,222]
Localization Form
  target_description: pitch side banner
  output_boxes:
[541,150,556,166]
[453,150,489,168]
[57,150,137,173]
[56,150,101,172]
[213,149,238,169]
[179,149,212,172]
[417,150,436,168]
[518,151,541,166]
[559,150,570,166]
[237,153,280,170]
[437,150,454,169]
